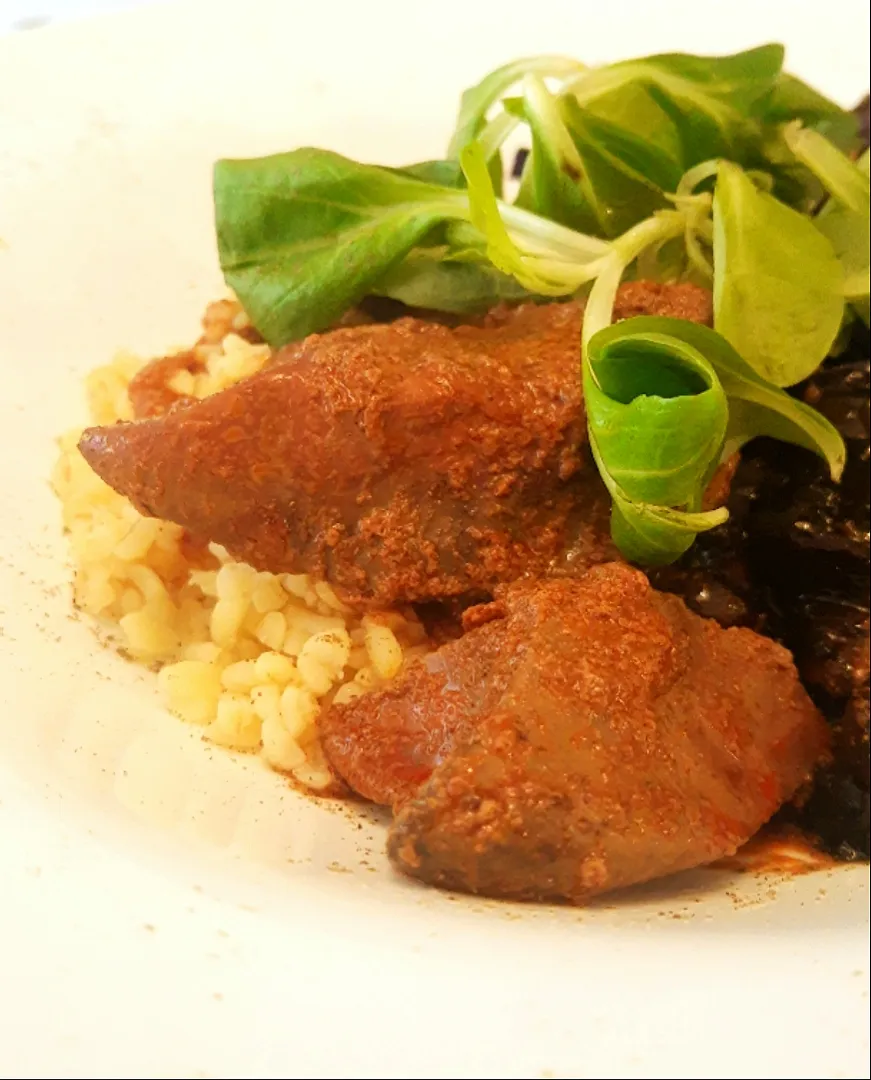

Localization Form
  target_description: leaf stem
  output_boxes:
[582,211,687,356]
[677,159,722,196]
[477,110,520,162]
[498,200,612,259]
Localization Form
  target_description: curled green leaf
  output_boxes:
[582,314,847,565]
[600,316,847,480]
[583,319,730,564]
[588,438,729,566]
[610,496,729,566]
[585,330,728,507]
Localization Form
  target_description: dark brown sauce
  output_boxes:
[654,323,870,862]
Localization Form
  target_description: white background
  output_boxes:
[2,0,159,32]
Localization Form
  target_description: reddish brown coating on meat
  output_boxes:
[128,350,205,419]
[320,600,512,806]
[78,283,709,608]
[127,299,267,420]
[82,301,601,606]
[610,280,712,324]
[128,305,381,420]
[322,564,828,902]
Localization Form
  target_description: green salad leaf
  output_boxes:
[625,44,786,112]
[582,270,731,565]
[214,149,472,343]
[375,249,530,311]
[559,98,673,235]
[608,495,729,565]
[391,159,467,188]
[762,73,861,152]
[782,123,870,213]
[712,160,845,385]
[216,144,612,343]
[783,130,870,326]
[589,44,784,163]
[507,79,677,237]
[508,78,593,232]
[569,80,685,177]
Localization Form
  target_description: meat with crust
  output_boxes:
[77,283,710,609]
[320,564,828,903]
[128,299,266,419]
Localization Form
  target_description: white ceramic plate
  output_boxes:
[1,3,869,1077]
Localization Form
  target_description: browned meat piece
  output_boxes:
[78,283,709,608]
[83,303,600,605]
[128,298,266,420]
[320,600,512,807]
[606,280,712,325]
[128,350,206,419]
[321,564,827,903]
[128,308,374,421]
